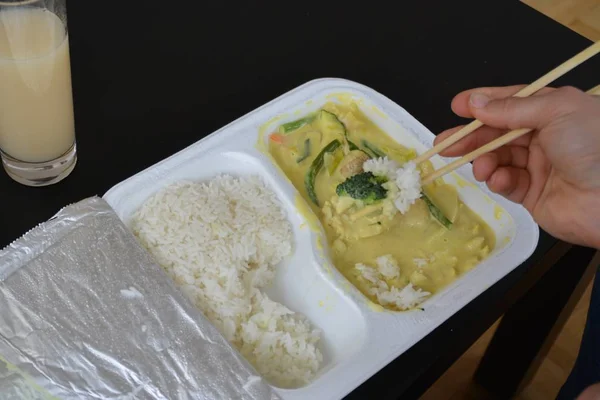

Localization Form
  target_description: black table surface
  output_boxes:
[1,1,599,399]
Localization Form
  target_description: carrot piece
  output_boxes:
[270,133,285,144]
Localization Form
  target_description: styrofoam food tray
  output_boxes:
[103,78,539,400]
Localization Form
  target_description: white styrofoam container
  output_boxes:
[103,78,539,400]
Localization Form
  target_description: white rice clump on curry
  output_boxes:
[363,157,422,214]
[355,255,430,310]
[362,156,398,180]
[131,175,322,388]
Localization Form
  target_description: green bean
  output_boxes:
[361,140,386,158]
[422,195,452,229]
[296,139,311,163]
[305,140,342,205]
[279,116,315,133]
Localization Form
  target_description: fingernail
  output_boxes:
[470,93,490,108]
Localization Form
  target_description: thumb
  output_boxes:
[468,88,575,131]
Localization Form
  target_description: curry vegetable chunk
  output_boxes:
[268,101,495,311]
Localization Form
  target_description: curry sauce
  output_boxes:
[268,101,495,310]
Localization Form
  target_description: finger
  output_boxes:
[490,145,529,168]
[472,146,529,182]
[451,85,556,118]
[434,125,531,157]
[472,153,498,182]
[468,86,583,131]
[575,383,600,400]
[487,166,530,204]
[452,85,528,118]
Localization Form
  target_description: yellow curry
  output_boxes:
[268,101,495,311]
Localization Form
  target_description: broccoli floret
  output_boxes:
[373,174,388,184]
[336,172,388,204]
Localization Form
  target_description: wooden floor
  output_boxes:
[420,277,594,400]
[522,0,600,41]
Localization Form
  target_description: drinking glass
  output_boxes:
[0,0,76,186]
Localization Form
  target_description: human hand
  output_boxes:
[577,382,600,400]
[434,85,600,248]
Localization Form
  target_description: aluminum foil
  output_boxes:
[0,197,280,400]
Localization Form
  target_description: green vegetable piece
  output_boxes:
[318,110,366,155]
[317,110,346,138]
[373,174,388,184]
[296,139,311,163]
[336,172,388,205]
[347,140,360,151]
[324,148,344,175]
[381,145,417,163]
[305,139,342,205]
[279,116,315,134]
[422,194,452,229]
[361,140,386,158]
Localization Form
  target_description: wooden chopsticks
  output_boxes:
[416,40,600,185]
[421,84,600,186]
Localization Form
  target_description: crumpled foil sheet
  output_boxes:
[0,197,280,400]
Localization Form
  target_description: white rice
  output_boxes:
[130,175,322,388]
[377,284,431,310]
[413,258,428,268]
[393,161,422,214]
[363,158,422,215]
[375,255,400,279]
[413,254,435,269]
[355,255,430,310]
[363,156,399,180]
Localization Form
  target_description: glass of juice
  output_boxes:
[0,0,76,186]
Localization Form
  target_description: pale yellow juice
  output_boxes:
[0,8,75,163]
